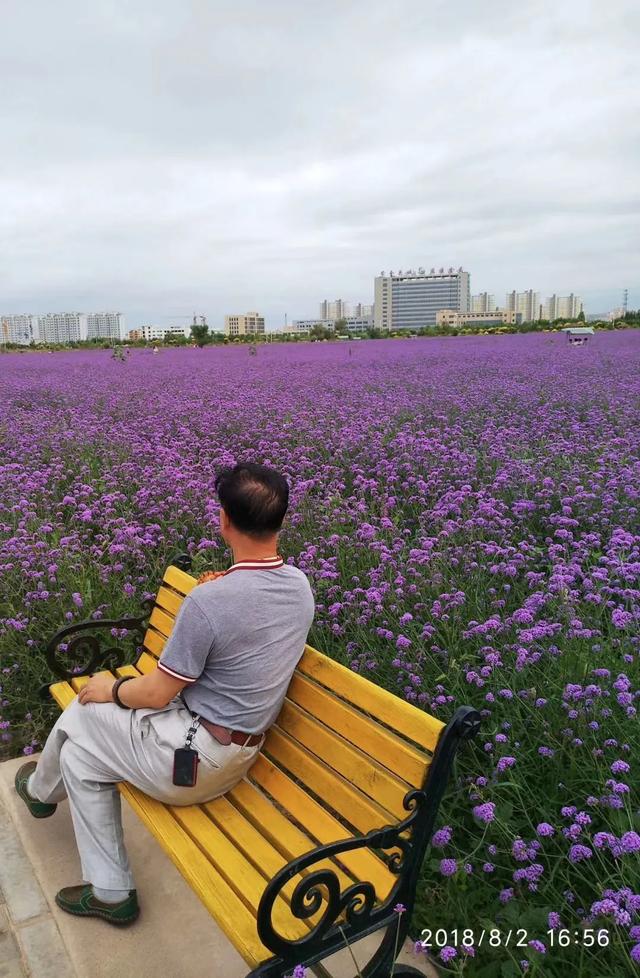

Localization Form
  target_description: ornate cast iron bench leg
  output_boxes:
[249,706,481,978]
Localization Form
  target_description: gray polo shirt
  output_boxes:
[157,557,315,732]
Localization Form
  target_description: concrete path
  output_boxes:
[0,754,437,978]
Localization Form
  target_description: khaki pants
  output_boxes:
[30,695,263,890]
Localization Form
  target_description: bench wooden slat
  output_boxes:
[137,649,162,672]
[275,699,410,816]
[115,664,142,678]
[50,681,76,710]
[120,785,269,967]
[203,796,314,894]
[261,726,395,835]
[204,796,355,904]
[243,756,396,898]
[141,628,164,658]
[287,672,428,786]
[162,565,198,597]
[149,606,175,639]
[154,585,185,617]
[229,777,335,863]
[297,645,445,752]
[167,805,305,941]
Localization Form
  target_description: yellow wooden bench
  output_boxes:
[39,557,480,978]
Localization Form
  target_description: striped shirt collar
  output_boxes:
[225,555,284,574]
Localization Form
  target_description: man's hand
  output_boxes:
[77,667,189,709]
[77,673,116,706]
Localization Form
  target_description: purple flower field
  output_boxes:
[1,333,639,975]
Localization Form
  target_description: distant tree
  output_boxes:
[310,324,331,341]
[577,310,586,322]
[191,322,210,348]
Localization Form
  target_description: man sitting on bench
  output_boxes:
[15,463,315,926]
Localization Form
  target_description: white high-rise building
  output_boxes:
[542,294,584,320]
[37,313,88,344]
[87,312,125,341]
[351,303,373,317]
[319,299,350,320]
[471,292,496,313]
[374,267,470,331]
[1,314,39,345]
[504,290,540,322]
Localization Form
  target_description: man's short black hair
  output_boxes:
[215,463,289,538]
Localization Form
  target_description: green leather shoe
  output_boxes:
[14,762,57,818]
[55,884,140,925]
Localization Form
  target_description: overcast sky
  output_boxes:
[1,0,638,328]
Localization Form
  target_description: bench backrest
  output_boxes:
[136,564,446,839]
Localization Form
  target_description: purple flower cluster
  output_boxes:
[1,334,639,976]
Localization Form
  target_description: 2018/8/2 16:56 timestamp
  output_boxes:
[420,928,610,951]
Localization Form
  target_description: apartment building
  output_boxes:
[471,292,496,313]
[224,312,265,336]
[1,314,39,345]
[504,290,540,322]
[37,313,88,344]
[542,294,584,320]
[87,312,125,341]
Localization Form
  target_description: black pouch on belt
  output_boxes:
[172,747,199,787]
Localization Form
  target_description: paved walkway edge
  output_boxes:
[0,768,77,978]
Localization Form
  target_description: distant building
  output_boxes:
[350,303,373,317]
[542,294,584,320]
[607,307,625,321]
[319,299,350,320]
[286,319,333,335]
[437,309,522,328]
[339,316,373,333]
[130,324,190,341]
[286,316,373,335]
[224,312,265,337]
[504,290,540,322]
[318,300,373,319]
[87,312,125,341]
[374,267,470,331]
[471,292,496,313]
[37,313,88,344]
[1,314,39,345]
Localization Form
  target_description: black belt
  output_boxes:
[179,693,265,747]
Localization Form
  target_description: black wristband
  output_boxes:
[112,675,134,709]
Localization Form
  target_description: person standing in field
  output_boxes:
[15,463,315,925]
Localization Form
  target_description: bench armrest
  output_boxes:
[257,795,423,963]
[37,601,154,700]
[256,705,481,974]
[37,553,193,700]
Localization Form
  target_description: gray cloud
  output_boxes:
[1,0,638,327]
